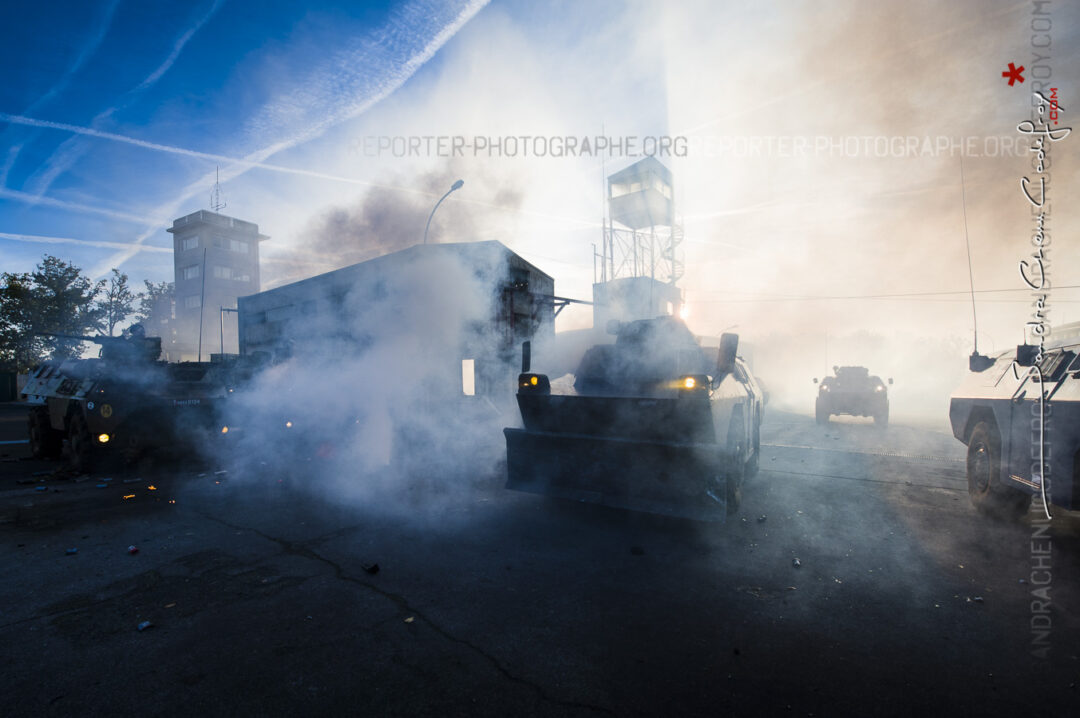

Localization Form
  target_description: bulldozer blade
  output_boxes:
[504,428,729,522]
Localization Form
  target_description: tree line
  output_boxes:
[0,255,175,372]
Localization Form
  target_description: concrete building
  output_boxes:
[168,210,268,361]
[237,240,553,399]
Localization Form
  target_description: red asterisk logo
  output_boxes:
[1002,62,1025,86]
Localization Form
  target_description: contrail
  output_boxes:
[91,0,492,275]
[26,0,227,198]
[136,0,225,92]
[1,0,120,179]
[0,231,171,253]
[22,1,121,117]
[0,187,168,225]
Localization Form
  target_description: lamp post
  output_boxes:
[220,307,239,357]
[423,179,464,245]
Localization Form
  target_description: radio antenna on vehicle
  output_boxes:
[961,157,994,372]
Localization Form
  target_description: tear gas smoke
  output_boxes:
[214,246,521,516]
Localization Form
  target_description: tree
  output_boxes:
[0,255,104,371]
[135,280,175,332]
[96,268,136,336]
[0,272,37,371]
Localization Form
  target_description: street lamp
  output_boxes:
[423,179,464,245]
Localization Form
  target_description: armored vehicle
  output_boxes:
[503,316,764,522]
[950,330,1080,518]
[23,328,232,472]
[814,366,891,426]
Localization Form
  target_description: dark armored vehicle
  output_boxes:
[814,366,892,426]
[950,329,1080,518]
[503,316,764,521]
[23,328,233,472]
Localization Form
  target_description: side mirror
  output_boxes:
[717,332,739,375]
[813,377,819,384]
[605,319,622,336]
[888,378,893,385]
[521,340,531,373]
[1015,344,1039,367]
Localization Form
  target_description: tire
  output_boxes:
[67,414,94,474]
[815,399,829,425]
[746,424,761,479]
[28,407,62,459]
[966,421,1031,519]
[725,407,747,515]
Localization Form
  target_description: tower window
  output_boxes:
[181,265,200,280]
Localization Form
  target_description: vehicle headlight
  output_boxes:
[674,375,708,392]
[97,433,110,444]
[518,373,550,394]
[875,385,884,392]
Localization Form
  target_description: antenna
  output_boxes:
[960,157,977,352]
[210,166,227,213]
[961,157,994,372]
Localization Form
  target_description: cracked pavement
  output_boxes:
[2,403,1079,716]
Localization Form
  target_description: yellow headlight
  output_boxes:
[683,377,696,389]
[530,376,538,386]
[97,433,110,444]
[221,426,229,434]
[285,421,293,428]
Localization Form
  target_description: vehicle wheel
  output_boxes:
[67,414,94,474]
[875,409,889,428]
[28,407,62,459]
[745,426,761,479]
[966,421,1031,519]
[815,400,829,425]
[725,407,747,515]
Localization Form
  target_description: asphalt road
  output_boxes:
[1,402,1078,717]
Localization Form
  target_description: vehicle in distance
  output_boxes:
[814,366,892,426]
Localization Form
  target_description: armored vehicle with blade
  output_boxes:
[503,316,764,522]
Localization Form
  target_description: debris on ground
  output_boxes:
[792,558,802,568]
[65,548,78,556]
[757,515,767,523]
[128,545,139,555]
[362,563,379,575]
[35,486,47,492]
[137,621,153,632]
[630,546,645,556]
[122,478,140,484]
[95,484,107,489]
[404,616,415,624]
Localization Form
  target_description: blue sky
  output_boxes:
[1,0,1078,370]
